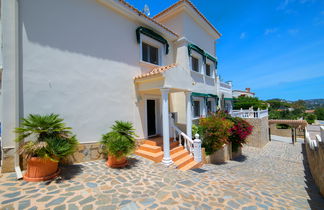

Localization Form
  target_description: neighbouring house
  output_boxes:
[1,0,233,172]
[233,88,255,98]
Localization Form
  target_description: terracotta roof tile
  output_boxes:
[134,64,178,80]
[118,0,179,37]
[153,0,221,37]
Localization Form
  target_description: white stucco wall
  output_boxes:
[158,12,216,56]
[19,0,174,142]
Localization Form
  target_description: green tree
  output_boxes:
[315,107,324,120]
[266,99,290,110]
[305,114,316,124]
[233,96,267,110]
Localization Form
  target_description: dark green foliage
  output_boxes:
[276,124,291,129]
[101,121,137,159]
[266,99,290,110]
[15,114,78,161]
[305,114,317,124]
[315,107,324,120]
[233,96,267,110]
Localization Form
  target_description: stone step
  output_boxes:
[135,149,163,163]
[171,149,189,162]
[138,144,162,153]
[179,160,199,171]
[170,146,184,155]
[174,155,194,169]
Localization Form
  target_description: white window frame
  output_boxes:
[205,59,214,78]
[192,96,205,119]
[190,51,203,74]
[139,34,164,66]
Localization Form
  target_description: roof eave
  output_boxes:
[97,0,179,40]
[153,0,221,39]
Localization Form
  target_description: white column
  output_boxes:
[185,91,192,140]
[161,88,172,165]
[1,0,21,172]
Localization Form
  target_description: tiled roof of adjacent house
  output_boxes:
[134,64,178,80]
[153,0,221,37]
[118,0,179,37]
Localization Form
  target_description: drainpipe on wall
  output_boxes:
[1,0,22,179]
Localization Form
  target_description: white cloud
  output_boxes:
[240,32,246,39]
[288,29,299,35]
[264,28,278,35]
[277,0,290,10]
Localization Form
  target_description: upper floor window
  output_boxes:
[191,56,199,72]
[206,64,211,76]
[142,42,159,65]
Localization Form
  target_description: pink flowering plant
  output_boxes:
[228,117,253,152]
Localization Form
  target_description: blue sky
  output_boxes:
[127,0,324,101]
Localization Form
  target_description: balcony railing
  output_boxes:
[230,108,268,119]
[220,82,231,89]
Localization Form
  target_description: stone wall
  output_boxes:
[245,117,269,148]
[1,142,105,172]
[1,147,15,173]
[269,124,304,137]
[64,142,105,165]
[305,128,324,196]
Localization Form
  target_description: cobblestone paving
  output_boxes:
[1,141,324,209]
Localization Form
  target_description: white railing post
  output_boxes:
[320,126,324,142]
[240,108,243,118]
[193,134,202,162]
[257,108,260,118]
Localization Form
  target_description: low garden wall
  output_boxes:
[244,117,269,148]
[1,142,105,172]
[1,147,15,173]
[305,126,324,196]
[202,143,243,164]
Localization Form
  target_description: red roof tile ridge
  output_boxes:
[118,0,179,37]
[134,63,178,80]
[153,0,221,37]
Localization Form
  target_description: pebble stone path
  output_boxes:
[1,140,324,210]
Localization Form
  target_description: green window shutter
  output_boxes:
[188,44,206,63]
[136,26,169,54]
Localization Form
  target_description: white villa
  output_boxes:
[0,0,233,172]
[232,88,255,98]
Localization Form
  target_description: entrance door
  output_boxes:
[147,100,156,137]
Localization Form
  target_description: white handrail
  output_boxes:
[169,115,196,157]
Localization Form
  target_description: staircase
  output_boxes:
[135,136,200,171]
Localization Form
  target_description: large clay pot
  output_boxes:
[23,157,60,182]
[106,155,127,168]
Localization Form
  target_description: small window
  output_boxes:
[207,101,212,113]
[193,100,200,117]
[206,64,211,76]
[191,56,199,72]
[142,42,159,65]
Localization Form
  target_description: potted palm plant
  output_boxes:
[101,121,137,168]
[15,114,78,182]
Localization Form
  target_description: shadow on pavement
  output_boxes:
[59,164,84,180]
[232,155,247,162]
[301,143,324,209]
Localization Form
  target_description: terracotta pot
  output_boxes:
[23,157,60,182]
[106,155,127,168]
